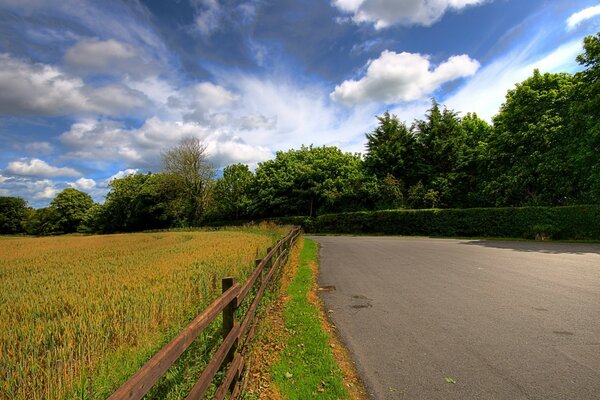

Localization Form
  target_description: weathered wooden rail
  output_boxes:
[109,226,302,400]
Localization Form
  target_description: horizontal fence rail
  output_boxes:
[109,226,302,400]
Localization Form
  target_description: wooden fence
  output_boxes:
[109,226,302,400]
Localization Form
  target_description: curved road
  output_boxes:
[311,236,600,400]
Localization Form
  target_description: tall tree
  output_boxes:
[211,163,254,220]
[49,188,94,233]
[572,32,600,201]
[162,137,214,225]
[0,196,27,234]
[364,112,423,188]
[484,70,577,206]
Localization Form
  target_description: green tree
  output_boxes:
[484,70,577,206]
[0,196,28,234]
[102,173,184,232]
[49,188,94,233]
[211,163,254,220]
[162,137,214,225]
[572,32,600,201]
[254,146,369,217]
[22,207,59,235]
[364,112,424,188]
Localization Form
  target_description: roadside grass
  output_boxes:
[271,239,349,400]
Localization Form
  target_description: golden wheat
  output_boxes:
[0,226,285,399]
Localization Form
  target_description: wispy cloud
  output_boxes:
[566,4,600,30]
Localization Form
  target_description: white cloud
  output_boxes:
[34,185,59,199]
[444,38,584,121]
[0,54,149,116]
[566,4,600,30]
[169,82,239,121]
[332,0,489,28]
[59,116,273,169]
[69,177,97,190]
[5,158,81,178]
[105,169,139,184]
[331,50,480,105]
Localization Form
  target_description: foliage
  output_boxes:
[305,205,600,240]
[162,137,215,225]
[253,145,372,217]
[49,187,95,233]
[0,229,280,399]
[210,163,254,220]
[0,196,28,234]
[102,173,185,232]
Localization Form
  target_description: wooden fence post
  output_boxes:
[222,277,236,365]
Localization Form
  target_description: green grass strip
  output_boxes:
[272,239,349,399]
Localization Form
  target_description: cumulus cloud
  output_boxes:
[69,177,97,190]
[331,50,480,105]
[332,0,489,28]
[566,4,600,30]
[105,169,139,185]
[5,158,80,178]
[0,54,150,116]
[65,38,158,78]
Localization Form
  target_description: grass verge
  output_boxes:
[270,239,349,399]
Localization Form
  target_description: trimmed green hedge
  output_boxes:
[202,206,600,240]
[309,206,600,240]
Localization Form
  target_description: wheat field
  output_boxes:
[0,226,286,399]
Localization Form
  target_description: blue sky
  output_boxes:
[0,0,599,207]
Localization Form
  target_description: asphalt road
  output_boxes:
[311,236,600,400]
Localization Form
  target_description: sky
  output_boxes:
[0,0,599,207]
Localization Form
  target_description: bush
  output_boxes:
[306,205,600,240]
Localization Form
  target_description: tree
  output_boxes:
[484,70,578,206]
[162,137,214,225]
[0,196,28,234]
[364,112,423,187]
[102,173,184,232]
[573,32,600,201]
[253,146,370,217]
[211,164,254,220]
[49,188,94,233]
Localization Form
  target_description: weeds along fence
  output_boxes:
[109,226,302,400]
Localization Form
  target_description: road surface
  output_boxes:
[311,236,600,400]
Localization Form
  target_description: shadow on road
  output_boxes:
[462,240,600,255]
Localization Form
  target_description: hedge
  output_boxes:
[308,205,600,240]
[202,206,600,240]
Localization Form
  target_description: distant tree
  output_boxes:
[162,137,214,225]
[22,207,59,235]
[211,163,254,220]
[49,188,94,233]
[253,146,369,217]
[0,196,28,234]
[102,173,184,232]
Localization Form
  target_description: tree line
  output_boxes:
[1,32,599,235]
